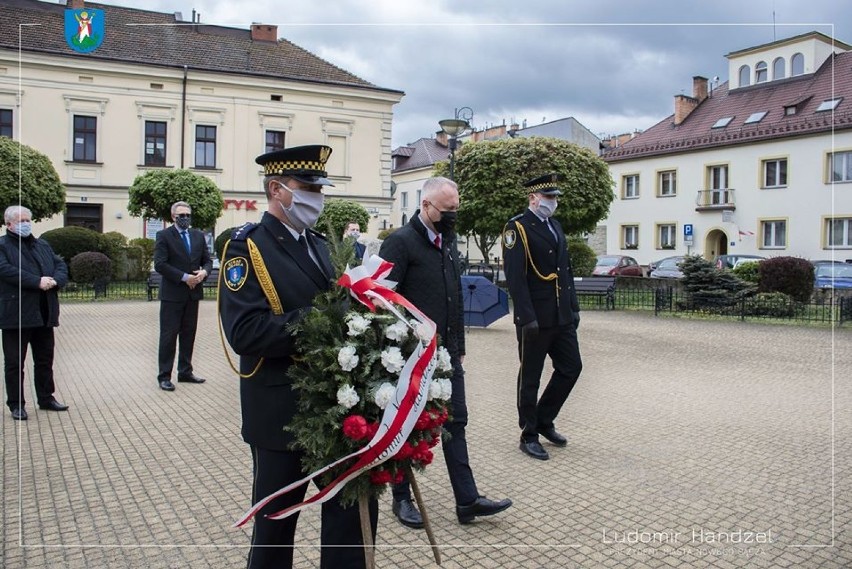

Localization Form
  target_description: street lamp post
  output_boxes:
[438,107,473,180]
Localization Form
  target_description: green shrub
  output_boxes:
[758,256,814,303]
[40,226,102,265]
[98,231,128,279]
[128,238,155,276]
[679,255,753,311]
[732,260,761,284]
[215,226,240,260]
[377,227,398,240]
[70,252,112,284]
[567,237,596,277]
[743,292,797,317]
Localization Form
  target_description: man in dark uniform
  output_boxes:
[502,173,582,461]
[218,145,377,569]
[380,176,512,528]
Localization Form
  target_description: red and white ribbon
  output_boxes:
[234,256,437,527]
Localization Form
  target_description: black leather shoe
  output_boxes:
[11,407,27,420]
[38,399,69,411]
[392,498,424,529]
[538,427,567,447]
[456,496,513,524]
[519,439,549,460]
[159,380,176,391]
[177,374,206,383]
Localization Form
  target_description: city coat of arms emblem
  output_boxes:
[65,8,105,53]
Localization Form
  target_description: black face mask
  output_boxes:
[175,216,192,230]
[433,210,457,238]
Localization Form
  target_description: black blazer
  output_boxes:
[153,225,213,302]
[218,212,334,450]
[503,209,579,328]
[0,233,68,329]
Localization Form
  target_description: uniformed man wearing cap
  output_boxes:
[502,173,582,461]
[218,145,377,569]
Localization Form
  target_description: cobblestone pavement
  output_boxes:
[2,301,850,568]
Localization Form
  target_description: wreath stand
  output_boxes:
[359,466,441,568]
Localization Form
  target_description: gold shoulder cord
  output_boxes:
[514,221,560,306]
[217,238,284,379]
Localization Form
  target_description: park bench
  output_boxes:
[466,263,496,282]
[147,269,219,301]
[573,276,616,310]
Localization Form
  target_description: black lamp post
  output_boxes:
[438,107,473,180]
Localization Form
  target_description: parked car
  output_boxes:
[732,258,762,269]
[813,263,852,289]
[714,254,765,269]
[593,255,643,277]
[649,256,686,278]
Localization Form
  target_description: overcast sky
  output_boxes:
[88,0,852,148]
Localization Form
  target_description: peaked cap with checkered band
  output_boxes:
[255,145,334,186]
[523,173,562,196]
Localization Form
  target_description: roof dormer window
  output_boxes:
[712,117,734,129]
[815,98,842,112]
[755,61,768,83]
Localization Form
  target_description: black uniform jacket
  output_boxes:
[218,212,334,451]
[378,212,465,358]
[153,225,213,302]
[0,233,68,330]
[502,209,579,329]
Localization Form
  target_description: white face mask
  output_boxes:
[279,183,324,233]
[348,230,361,239]
[537,197,557,218]
[13,221,33,238]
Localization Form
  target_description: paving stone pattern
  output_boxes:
[2,302,850,568]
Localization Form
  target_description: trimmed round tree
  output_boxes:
[0,137,65,221]
[433,136,615,262]
[127,169,224,228]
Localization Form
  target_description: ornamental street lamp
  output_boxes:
[438,107,473,180]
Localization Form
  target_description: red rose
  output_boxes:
[342,415,369,440]
[369,469,392,485]
[414,411,431,431]
[394,441,415,460]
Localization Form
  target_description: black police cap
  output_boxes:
[523,173,562,196]
[255,145,334,186]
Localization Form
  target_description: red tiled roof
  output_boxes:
[605,51,852,162]
[392,138,448,172]
[0,0,402,94]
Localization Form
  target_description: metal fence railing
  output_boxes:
[59,281,219,302]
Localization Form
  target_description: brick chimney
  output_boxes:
[674,94,699,125]
[693,76,708,102]
[435,131,449,146]
[250,24,278,43]
[67,0,85,9]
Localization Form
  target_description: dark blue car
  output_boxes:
[814,263,852,289]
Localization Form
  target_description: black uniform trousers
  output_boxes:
[157,298,199,382]
[516,324,582,441]
[247,446,378,569]
[3,326,55,409]
[392,354,479,507]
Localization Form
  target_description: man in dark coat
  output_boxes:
[0,205,69,420]
[380,176,512,528]
[218,145,377,569]
[153,201,213,391]
[502,173,582,461]
[343,221,366,261]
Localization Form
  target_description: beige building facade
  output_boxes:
[0,0,403,243]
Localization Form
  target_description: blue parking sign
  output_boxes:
[684,224,694,237]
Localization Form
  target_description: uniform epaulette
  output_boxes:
[230,222,258,241]
[509,213,523,222]
[307,228,328,241]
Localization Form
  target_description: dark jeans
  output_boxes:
[247,446,378,569]
[392,354,479,506]
[515,324,582,440]
[157,299,199,381]
[3,326,56,409]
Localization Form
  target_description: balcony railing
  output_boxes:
[696,188,735,211]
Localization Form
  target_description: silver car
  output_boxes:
[649,256,686,278]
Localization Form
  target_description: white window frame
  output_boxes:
[762,158,787,188]
[64,95,108,164]
[658,170,676,197]
[755,61,768,83]
[829,151,852,182]
[623,174,639,199]
[401,191,408,210]
[136,102,176,167]
[826,217,852,248]
[761,219,787,249]
[657,223,676,249]
[622,225,639,249]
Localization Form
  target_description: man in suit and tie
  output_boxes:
[502,174,582,461]
[154,201,212,391]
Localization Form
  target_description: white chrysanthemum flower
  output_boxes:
[384,320,409,342]
[336,384,360,409]
[346,313,371,337]
[337,345,359,372]
[436,347,452,372]
[374,382,396,409]
[380,346,405,373]
[411,319,432,342]
[438,377,453,400]
[428,379,442,401]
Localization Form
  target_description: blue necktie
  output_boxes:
[181,230,191,254]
